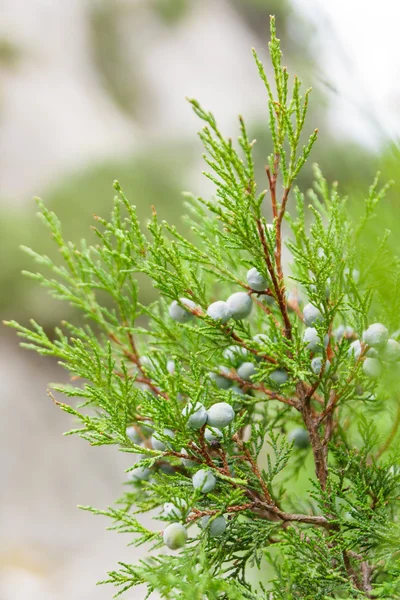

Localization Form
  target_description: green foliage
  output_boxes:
[6,16,400,600]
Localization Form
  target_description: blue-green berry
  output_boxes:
[226,292,253,320]
[311,357,331,375]
[207,301,232,323]
[209,367,232,389]
[303,303,323,326]
[126,426,142,445]
[269,369,289,385]
[335,325,354,341]
[163,501,187,519]
[169,298,196,323]
[201,515,227,537]
[344,267,360,284]
[207,402,235,428]
[180,448,196,468]
[129,466,151,482]
[182,402,208,429]
[247,267,268,291]
[163,523,187,550]
[192,469,216,493]
[381,338,400,363]
[223,345,249,364]
[348,339,362,359]
[167,360,175,374]
[237,361,256,381]
[303,327,328,352]
[204,427,223,444]
[151,428,175,451]
[289,428,310,449]
[363,357,382,379]
[362,323,388,348]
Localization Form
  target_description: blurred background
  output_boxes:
[1,1,400,598]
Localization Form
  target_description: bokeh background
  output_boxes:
[1,1,400,598]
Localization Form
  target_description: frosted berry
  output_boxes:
[289,428,310,449]
[237,361,256,381]
[269,369,289,385]
[253,333,269,346]
[126,426,142,445]
[311,357,331,375]
[192,469,216,493]
[348,339,362,359]
[207,402,235,428]
[204,427,223,444]
[223,345,249,364]
[303,327,328,352]
[163,501,187,519]
[335,325,354,341]
[180,448,196,468]
[169,298,196,323]
[344,267,360,284]
[362,323,388,348]
[129,466,151,482]
[246,267,268,291]
[151,428,175,451]
[167,360,175,374]
[209,367,232,390]
[303,303,323,326]
[163,522,187,550]
[201,515,227,537]
[207,300,232,323]
[182,402,208,429]
[381,338,400,363]
[363,357,382,379]
[226,292,253,320]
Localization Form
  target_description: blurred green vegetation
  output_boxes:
[0,146,193,326]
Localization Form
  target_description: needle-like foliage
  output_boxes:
[6,16,400,600]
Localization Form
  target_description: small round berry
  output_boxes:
[367,347,379,358]
[363,357,382,379]
[335,325,354,341]
[362,323,389,348]
[163,523,187,550]
[381,338,400,363]
[303,303,323,327]
[169,298,196,323]
[348,339,362,359]
[204,427,223,444]
[269,369,289,385]
[201,515,227,537]
[167,360,175,374]
[226,292,253,320]
[237,361,257,381]
[289,428,310,449]
[246,267,268,291]
[209,368,232,390]
[311,357,331,375]
[163,501,187,519]
[151,428,175,452]
[344,268,360,284]
[207,301,232,323]
[303,327,328,352]
[207,402,235,428]
[180,448,196,468]
[129,466,151,482]
[126,426,142,445]
[223,345,249,364]
[253,333,269,346]
[192,469,216,493]
[182,402,208,429]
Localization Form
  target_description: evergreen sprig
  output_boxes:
[5,16,400,600]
